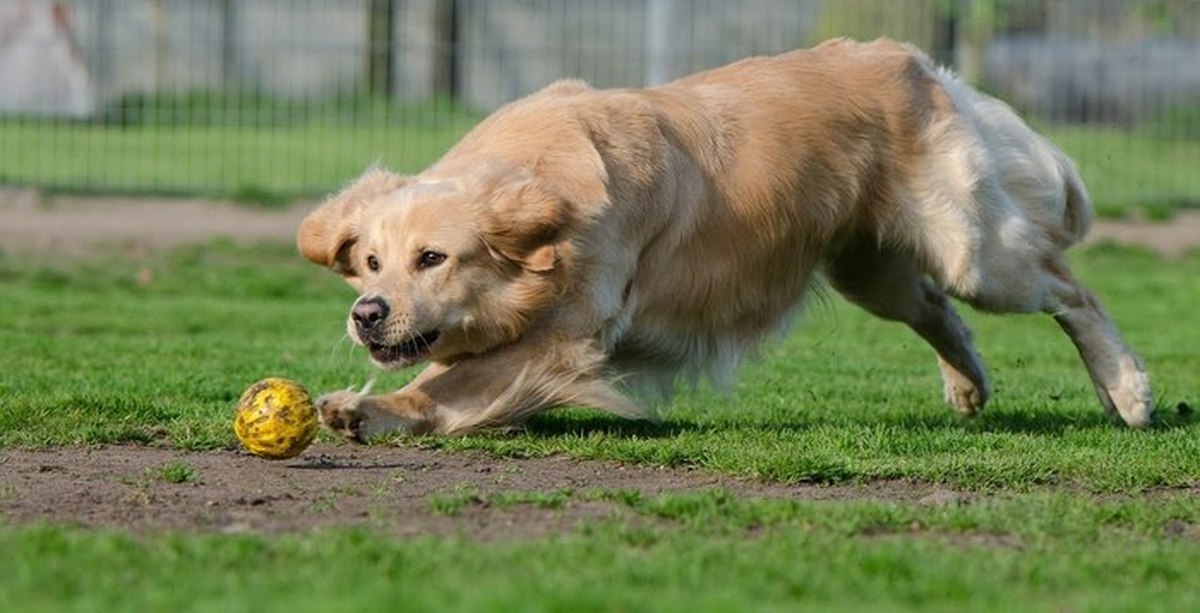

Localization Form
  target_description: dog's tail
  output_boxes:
[1056,149,1094,244]
[436,342,650,435]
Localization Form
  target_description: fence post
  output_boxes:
[953,0,984,85]
[432,0,459,100]
[93,0,113,102]
[367,0,396,98]
[150,0,167,94]
[220,0,236,88]
[931,0,959,68]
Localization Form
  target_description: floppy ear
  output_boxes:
[297,167,410,282]
[476,168,575,274]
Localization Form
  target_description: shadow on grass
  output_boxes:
[288,458,415,471]
[961,400,1196,434]
[521,400,1196,439]
[524,413,709,439]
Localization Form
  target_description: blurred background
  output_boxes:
[1,0,1197,213]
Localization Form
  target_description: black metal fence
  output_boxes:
[1,0,1196,207]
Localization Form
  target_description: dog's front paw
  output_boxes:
[315,390,370,443]
[316,390,435,442]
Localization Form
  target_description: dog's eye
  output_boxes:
[366,255,380,272]
[417,250,446,270]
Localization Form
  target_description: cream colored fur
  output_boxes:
[298,38,1153,438]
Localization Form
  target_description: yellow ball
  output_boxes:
[234,377,318,459]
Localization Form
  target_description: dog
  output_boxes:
[297,38,1152,440]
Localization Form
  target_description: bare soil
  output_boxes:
[0,188,313,255]
[0,444,966,537]
[1,189,1195,536]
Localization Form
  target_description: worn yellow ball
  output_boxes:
[234,377,318,459]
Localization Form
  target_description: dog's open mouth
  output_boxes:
[367,330,441,364]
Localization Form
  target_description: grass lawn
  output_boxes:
[3,493,1200,612]
[1043,125,1200,213]
[0,108,479,202]
[0,235,1198,609]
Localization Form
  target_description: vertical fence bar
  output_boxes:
[220,0,236,89]
[92,0,113,103]
[433,0,459,100]
[367,0,396,98]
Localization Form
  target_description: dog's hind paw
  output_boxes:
[1107,361,1154,429]
[940,368,989,417]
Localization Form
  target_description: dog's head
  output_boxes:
[297,164,583,368]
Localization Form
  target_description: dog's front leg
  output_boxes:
[315,338,630,441]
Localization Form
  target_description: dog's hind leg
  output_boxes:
[1038,258,1153,427]
[918,74,1152,426]
[827,244,990,415]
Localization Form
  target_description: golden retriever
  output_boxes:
[298,38,1152,440]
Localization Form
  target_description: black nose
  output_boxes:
[351,296,390,332]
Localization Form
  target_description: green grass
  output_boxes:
[2,240,1195,491]
[1,102,1196,210]
[1,238,1198,610]
[2,492,1200,612]
[1042,125,1200,211]
[0,101,478,202]
[158,461,198,484]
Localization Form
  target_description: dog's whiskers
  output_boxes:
[326,333,358,366]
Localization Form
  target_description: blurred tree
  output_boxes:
[811,0,1047,84]
[1136,0,1199,36]
[810,0,940,53]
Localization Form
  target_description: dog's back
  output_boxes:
[590,38,1096,388]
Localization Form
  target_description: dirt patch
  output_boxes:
[1,187,1198,257]
[0,187,313,255]
[1089,213,1200,258]
[1,444,963,537]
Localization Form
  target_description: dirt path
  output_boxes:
[0,188,313,255]
[1,187,1198,257]
[0,444,965,536]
